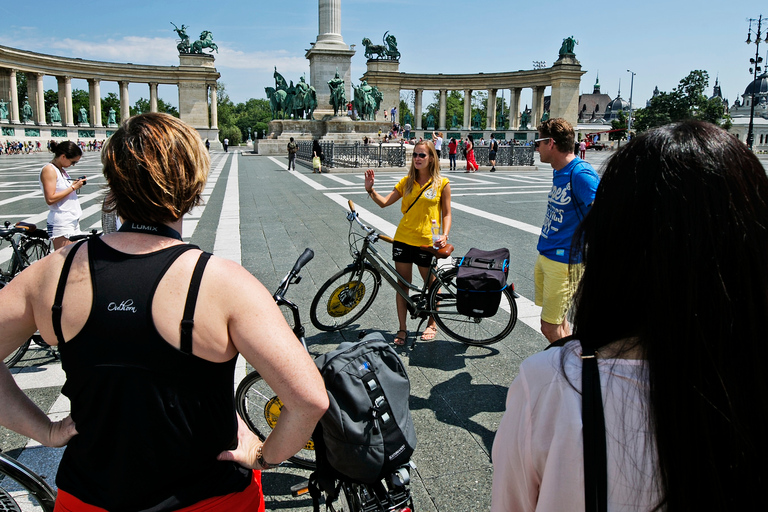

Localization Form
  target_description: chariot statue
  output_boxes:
[192,30,218,54]
[172,22,191,54]
[362,31,400,60]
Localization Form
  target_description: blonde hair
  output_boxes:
[403,140,442,198]
[102,113,209,224]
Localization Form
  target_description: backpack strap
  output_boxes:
[581,342,607,512]
[404,180,433,215]
[52,240,88,345]
[179,251,212,355]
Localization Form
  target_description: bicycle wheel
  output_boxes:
[428,268,517,345]
[0,452,57,512]
[19,239,50,270]
[235,371,316,469]
[310,264,380,332]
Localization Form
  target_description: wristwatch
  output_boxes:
[256,444,281,470]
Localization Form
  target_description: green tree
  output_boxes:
[398,99,412,126]
[233,98,271,140]
[131,97,179,118]
[609,110,628,141]
[633,70,726,132]
[16,73,27,104]
[215,82,240,144]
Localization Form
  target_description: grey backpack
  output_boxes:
[311,332,416,485]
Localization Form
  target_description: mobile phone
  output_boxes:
[79,176,87,182]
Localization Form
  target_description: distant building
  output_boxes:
[577,76,612,124]
[729,73,768,149]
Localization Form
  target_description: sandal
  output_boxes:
[421,325,438,341]
[393,330,408,346]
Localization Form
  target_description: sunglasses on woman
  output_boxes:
[412,152,428,159]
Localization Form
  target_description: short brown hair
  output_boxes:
[538,118,575,154]
[102,113,209,224]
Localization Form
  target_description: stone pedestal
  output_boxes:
[364,60,400,122]
[549,55,582,127]
[258,118,396,155]
[306,47,355,120]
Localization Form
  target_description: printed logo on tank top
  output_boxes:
[108,299,137,313]
[424,187,437,199]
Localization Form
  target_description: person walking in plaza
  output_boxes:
[432,131,443,166]
[448,137,458,170]
[223,137,229,152]
[579,139,586,159]
[464,136,479,172]
[534,118,599,343]
[491,120,768,512]
[364,140,452,346]
[287,137,298,170]
[0,113,328,512]
[489,135,499,172]
[312,139,324,173]
[39,141,85,250]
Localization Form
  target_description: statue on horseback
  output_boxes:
[362,32,400,61]
[265,68,317,120]
[352,80,382,121]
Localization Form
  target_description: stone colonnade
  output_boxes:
[0,45,220,143]
[362,55,584,132]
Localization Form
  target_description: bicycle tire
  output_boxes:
[0,452,57,512]
[235,371,316,469]
[428,268,517,345]
[310,264,380,332]
[19,239,50,272]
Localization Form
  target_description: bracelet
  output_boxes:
[367,189,374,195]
[256,444,281,470]
[71,185,76,191]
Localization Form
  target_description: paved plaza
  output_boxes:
[0,148,683,510]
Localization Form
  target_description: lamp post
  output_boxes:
[746,15,764,151]
[626,70,636,138]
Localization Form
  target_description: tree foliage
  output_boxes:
[214,82,273,142]
[131,97,179,118]
[633,70,727,132]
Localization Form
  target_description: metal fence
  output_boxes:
[439,144,535,166]
[296,140,407,169]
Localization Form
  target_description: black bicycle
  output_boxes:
[0,221,50,284]
[0,450,57,512]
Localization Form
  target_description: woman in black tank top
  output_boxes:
[0,113,328,512]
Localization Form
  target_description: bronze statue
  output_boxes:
[172,22,191,54]
[78,106,88,124]
[451,113,459,129]
[362,32,400,60]
[352,80,380,121]
[383,31,400,60]
[497,110,506,129]
[50,104,61,123]
[265,86,288,119]
[21,101,33,122]
[404,112,411,125]
[328,69,346,116]
[191,30,218,54]
[558,36,577,57]
[472,111,482,130]
[520,109,530,130]
[0,99,7,120]
[362,38,387,60]
[107,107,117,125]
[426,113,435,129]
[540,110,549,122]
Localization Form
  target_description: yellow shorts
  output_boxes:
[534,254,582,325]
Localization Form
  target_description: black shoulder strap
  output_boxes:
[180,251,212,355]
[52,240,88,345]
[404,180,433,215]
[582,342,607,512]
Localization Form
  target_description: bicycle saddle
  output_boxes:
[419,243,455,259]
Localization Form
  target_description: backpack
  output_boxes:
[309,332,416,493]
[287,141,298,154]
[456,247,510,317]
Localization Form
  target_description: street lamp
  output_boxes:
[626,70,636,138]
[746,15,764,151]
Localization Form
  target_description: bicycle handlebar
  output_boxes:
[292,248,314,274]
[346,201,394,244]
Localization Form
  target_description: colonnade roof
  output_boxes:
[0,45,219,85]
[365,64,585,90]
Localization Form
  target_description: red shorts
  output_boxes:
[54,470,264,512]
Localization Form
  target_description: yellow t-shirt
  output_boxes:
[394,176,450,247]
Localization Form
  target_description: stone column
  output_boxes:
[8,69,19,124]
[119,81,130,121]
[149,83,159,112]
[531,87,540,128]
[549,58,584,126]
[317,0,343,46]
[27,73,45,124]
[463,89,471,130]
[64,77,74,126]
[56,76,68,125]
[487,89,497,131]
[438,89,447,131]
[88,79,102,127]
[535,86,546,126]
[35,73,46,124]
[209,83,218,129]
[510,88,520,130]
[414,89,423,130]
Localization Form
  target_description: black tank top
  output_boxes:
[55,236,250,511]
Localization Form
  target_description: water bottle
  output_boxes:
[431,219,440,249]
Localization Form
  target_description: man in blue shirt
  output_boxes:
[534,118,599,342]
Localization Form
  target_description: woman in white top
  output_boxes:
[491,121,768,511]
[432,131,443,163]
[40,141,85,249]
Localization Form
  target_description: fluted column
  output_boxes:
[487,89,497,131]
[32,73,46,124]
[88,79,102,127]
[64,77,74,126]
[317,0,344,46]
[8,69,19,124]
[414,89,423,130]
[119,81,130,121]
[531,87,540,128]
[149,83,158,112]
[209,83,218,128]
[438,89,447,131]
[463,89,472,130]
[510,88,520,130]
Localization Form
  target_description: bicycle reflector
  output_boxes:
[327,282,366,317]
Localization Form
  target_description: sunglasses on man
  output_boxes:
[533,137,552,148]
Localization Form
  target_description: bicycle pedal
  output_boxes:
[290,480,310,497]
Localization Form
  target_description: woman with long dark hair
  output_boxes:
[491,121,768,511]
[40,141,85,249]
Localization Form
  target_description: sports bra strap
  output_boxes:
[52,240,88,345]
[180,252,212,355]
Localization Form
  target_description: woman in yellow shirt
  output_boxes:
[364,140,452,345]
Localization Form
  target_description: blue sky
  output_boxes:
[1,0,764,114]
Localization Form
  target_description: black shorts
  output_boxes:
[489,150,497,160]
[392,241,433,268]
